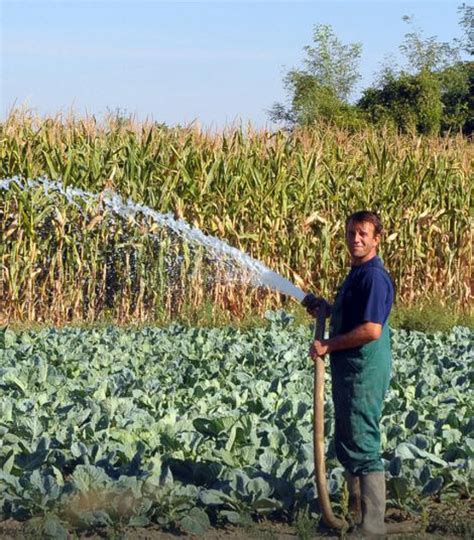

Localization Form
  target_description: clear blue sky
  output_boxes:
[1,0,466,128]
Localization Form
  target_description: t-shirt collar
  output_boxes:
[350,254,381,270]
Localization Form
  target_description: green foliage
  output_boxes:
[0,319,472,534]
[6,300,472,335]
[366,13,472,134]
[272,10,473,134]
[438,60,474,134]
[399,15,460,74]
[390,302,474,333]
[301,24,363,102]
[273,71,364,129]
[358,70,443,134]
[457,2,474,56]
[269,24,362,127]
[294,508,319,539]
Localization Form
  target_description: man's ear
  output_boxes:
[374,234,381,248]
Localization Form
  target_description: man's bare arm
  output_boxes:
[310,322,382,358]
[326,322,382,353]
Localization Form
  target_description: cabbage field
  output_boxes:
[0,314,472,537]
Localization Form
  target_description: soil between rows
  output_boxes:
[0,499,471,539]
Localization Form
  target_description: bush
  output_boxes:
[358,70,443,135]
[390,302,473,333]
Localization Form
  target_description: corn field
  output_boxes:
[0,110,472,324]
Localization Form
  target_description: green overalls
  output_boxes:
[329,287,392,475]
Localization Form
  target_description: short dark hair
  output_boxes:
[345,211,383,236]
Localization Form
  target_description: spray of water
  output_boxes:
[0,176,307,302]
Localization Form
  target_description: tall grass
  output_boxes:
[0,110,472,324]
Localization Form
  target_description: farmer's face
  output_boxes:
[345,220,380,265]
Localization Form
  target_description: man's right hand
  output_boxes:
[302,294,332,319]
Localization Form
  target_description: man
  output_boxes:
[306,211,394,537]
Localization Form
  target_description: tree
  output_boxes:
[301,24,363,101]
[358,71,443,134]
[438,60,474,134]
[456,2,474,56]
[272,9,473,134]
[357,12,472,135]
[399,15,460,74]
[439,4,474,134]
[269,24,363,127]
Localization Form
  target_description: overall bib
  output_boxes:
[329,287,391,475]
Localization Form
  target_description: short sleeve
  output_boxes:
[359,268,393,325]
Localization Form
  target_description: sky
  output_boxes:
[1,0,467,129]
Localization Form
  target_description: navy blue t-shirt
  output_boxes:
[334,256,394,335]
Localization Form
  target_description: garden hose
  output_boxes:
[312,308,346,529]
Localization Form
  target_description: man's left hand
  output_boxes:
[309,339,330,359]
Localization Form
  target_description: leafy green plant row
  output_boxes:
[0,315,472,535]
